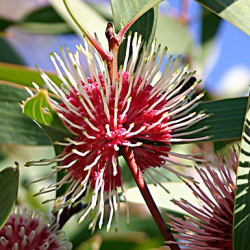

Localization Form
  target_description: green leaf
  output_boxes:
[0,63,61,145]
[22,5,68,23]
[0,165,19,228]
[86,2,112,22]
[0,63,60,88]
[185,97,248,142]
[124,182,212,214]
[18,22,72,34]
[195,0,250,36]
[18,6,72,34]
[0,39,25,65]
[155,15,193,54]
[111,0,161,66]
[0,82,51,145]
[49,0,108,50]
[111,0,162,33]
[0,17,14,31]
[22,89,74,143]
[233,98,250,250]
[200,8,221,65]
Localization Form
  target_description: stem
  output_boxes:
[120,146,180,250]
[105,23,120,80]
[63,0,111,62]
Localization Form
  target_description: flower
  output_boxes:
[167,148,238,249]
[0,207,72,250]
[26,32,208,231]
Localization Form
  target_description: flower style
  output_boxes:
[26,32,208,231]
[167,148,238,249]
[0,207,72,250]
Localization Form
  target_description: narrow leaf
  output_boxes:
[18,22,72,34]
[195,0,250,35]
[233,98,250,249]
[22,89,74,142]
[18,5,73,34]
[0,164,19,229]
[185,97,248,142]
[0,62,60,88]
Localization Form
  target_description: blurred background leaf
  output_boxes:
[199,7,221,65]
[0,63,60,88]
[0,39,25,65]
[18,5,73,34]
[49,0,108,50]
[195,0,250,35]
[155,14,193,54]
[125,182,206,213]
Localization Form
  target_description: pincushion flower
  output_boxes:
[0,207,72,250]
[26,32,208,231]
[167,148,238,249]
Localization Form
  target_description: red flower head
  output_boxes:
[26,33,208,231]
[0,207,72,249]
[167,148,238,249]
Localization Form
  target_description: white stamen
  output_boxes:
[82,131,96,139]
[59,114,83,130]
[126,126,146,137]
[121,97,132,121]
[84,155,102,171]
[83,117,100,132]
[72,149,90,157]
[112,155,118,176]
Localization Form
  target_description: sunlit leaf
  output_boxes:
[0,62,60,88]
[49,0,108,50]
[196,0,250,35]
[233,97,250,249]
[111,0,162,33]
[111,0,161,65]
[0,165,19,228]
[155,15,193,54]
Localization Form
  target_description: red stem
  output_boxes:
[120,146,180,250]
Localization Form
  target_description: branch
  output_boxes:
[120,146,180,250]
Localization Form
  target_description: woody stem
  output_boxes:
[120,146,180,250]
